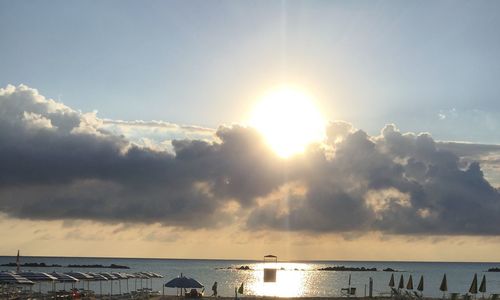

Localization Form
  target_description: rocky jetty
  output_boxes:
[318,266,377,272]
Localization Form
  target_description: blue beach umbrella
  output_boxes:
[165,275,203,296]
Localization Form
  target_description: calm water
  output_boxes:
[1,256,500,297]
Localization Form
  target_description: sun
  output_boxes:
[249,86,326,158]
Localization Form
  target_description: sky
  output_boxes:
[2,0,500,261]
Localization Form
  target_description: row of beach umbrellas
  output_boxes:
[389,274,424,292]
[1,271,206,297]
[0,271,164,295]
[389,273,487,296]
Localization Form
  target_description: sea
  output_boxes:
[1,256,500,298]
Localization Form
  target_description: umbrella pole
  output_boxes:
[119,279,121,295]
[126,279,129,293]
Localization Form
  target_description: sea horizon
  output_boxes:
[1,255,499,264]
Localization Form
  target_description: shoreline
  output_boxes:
[155,297,428,300]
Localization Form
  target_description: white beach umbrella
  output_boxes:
[118,273,134,293]
[65,272,93,291]
[139,272,156,289]
[86,272,108,296]
[50,272,79,291]
[100,272,118,295]
[0,272,34,285]
[112,273,129,295]
[18,272,57,293]
[134,272,149,291]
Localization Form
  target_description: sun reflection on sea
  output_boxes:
[244,263,314,297]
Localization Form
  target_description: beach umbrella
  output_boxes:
[100,273,118,295]
[50,273,79,283]
[165,276,203,288]
[16,250,20,273]
[389,274,395,287]
[479,275,486,296]
[398,274,405,289]
[65,272,93,281]
[151,272,164,278]
[112,273,129,295]
[134,272,149,291]
[440,274,448,298]
[0,272,34,285]
[86,272,108,296]
[439,274,448,292]
[165,275,203,295]
[18,272,57,282]
[65,272,93,291]
[469,274,478,295]
[139,272,154,290]
[417,275,424,292]
[119,273,134,293]
[407,275,414,290]
[50,273,78,291]
[18,272,57,293]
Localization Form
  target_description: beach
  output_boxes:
[1,256,499,299]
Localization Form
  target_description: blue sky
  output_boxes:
[1,0,500,141]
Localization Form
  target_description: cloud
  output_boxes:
[247,124,500,236]
[1,84,500,236]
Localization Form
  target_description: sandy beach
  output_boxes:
[154,297,397,300]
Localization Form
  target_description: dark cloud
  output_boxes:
[1,85,500,236]
[247,124,500,236]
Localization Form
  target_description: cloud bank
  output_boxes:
[1,84,500,236]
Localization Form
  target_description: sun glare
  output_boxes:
[250,87,326,158]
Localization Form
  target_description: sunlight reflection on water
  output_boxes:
[243,262,343,297]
